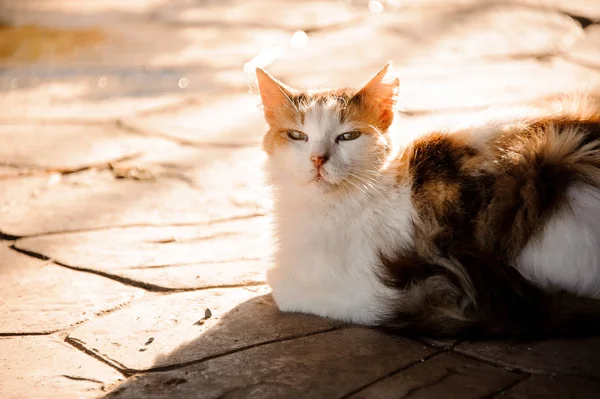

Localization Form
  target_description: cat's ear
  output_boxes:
[255,68,297,123]
[354,62,400,129]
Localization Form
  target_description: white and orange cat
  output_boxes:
[256,63,600,337]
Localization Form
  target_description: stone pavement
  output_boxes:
[1,0,600,398]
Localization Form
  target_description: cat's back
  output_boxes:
[399,95,600,297]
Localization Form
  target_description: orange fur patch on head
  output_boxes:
[255,68,303,154]
[262,127,289,155]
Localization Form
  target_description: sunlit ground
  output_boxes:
[1,0,600,398]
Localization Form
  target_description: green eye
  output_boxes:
[336,131,361,142]
[287,130,308,141]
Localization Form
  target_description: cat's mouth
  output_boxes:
[311,174,325,183]
[310,171,330,185]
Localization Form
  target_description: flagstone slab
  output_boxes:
[104,327,435,398]
[0,123,175,170]
[519,0,600,21]
[0,144,267,236]
[0,174,60,215]
[154,0,361,30]
[122,93,266,146]
[567,24,600,69]
[0,335,124,399]
[0,0,168,19]
[502,375,600,399]
[455,337,600,379]
[68,287,343,372]
[0,246,142,334]
[266,5,579,75]
[15,217,271,290]
[0,79,187,121]
[349,353,520,399]
[409,5,580,61]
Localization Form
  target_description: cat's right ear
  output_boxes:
[255,68,296,123]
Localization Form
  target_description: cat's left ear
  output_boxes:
[354,62,400,128]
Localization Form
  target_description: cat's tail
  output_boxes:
[461,251,600,340]
[466,255,600,340]
[379,249,600,339]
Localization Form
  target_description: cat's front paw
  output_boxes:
[266,267,298,312]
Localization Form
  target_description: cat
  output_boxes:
[255,63,600,338]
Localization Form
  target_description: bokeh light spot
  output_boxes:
[178,77,189,88]
[290,30,308,49]
[368,1,384,13]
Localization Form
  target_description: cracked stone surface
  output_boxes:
[104,327,436,399]
[122,93,266,146]
[502,375,600,399]
[67,287,341,372]
[0,83,188,121]
[265,4,580,79]
[0,246,142,334]
[0,174,60,215]
[455,338,600,379]
[0,335,124,399]
[0,123,175,170]
[15,217,270,290]
[567,24,600,69]
[0,145,267,236]
[519,0,600,21]
[349,353,521,399]
[154,0,361,29]
[3,0,600,398]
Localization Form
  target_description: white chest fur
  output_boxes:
[267,181,415,325]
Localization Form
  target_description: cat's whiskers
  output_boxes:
[345,170,387,202]
[340,173,371,197]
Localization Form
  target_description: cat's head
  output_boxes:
[256,64,400,199]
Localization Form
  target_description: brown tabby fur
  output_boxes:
[381,98,600,338]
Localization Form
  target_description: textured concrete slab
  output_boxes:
[455,338,600,379]
[0,174,60,215]
[0,80,187,121]
[104,327,436,398]
[67,288,342,372]
[567,24,600,69]
[0,246,142,334]
[154,0,361,30]
[122,93,266,146]
[0,123,175,170]
[520,0,600,21]
[15,217,270,290]
[266,5,580,77]
[0,335,124,399]
[396,58,600,112]
[502,375,600,399]
[0,145,267,236]
[349,353,521,399]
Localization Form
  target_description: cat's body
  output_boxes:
[256,64,600,337]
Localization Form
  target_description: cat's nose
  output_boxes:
[311,154,329,169]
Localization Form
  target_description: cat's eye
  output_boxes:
[336,131,361,142]
[287,130,308,141]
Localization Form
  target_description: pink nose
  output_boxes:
[311,155,328,169]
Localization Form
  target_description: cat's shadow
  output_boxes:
[100,293,600,398]
[101,293,343,398]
